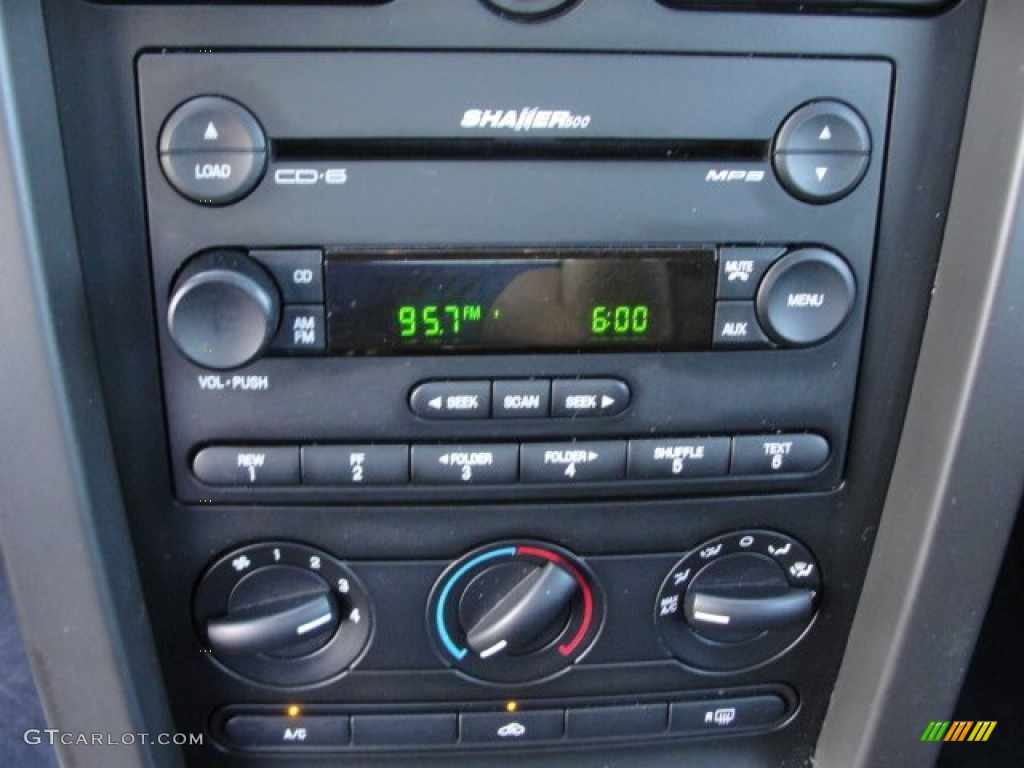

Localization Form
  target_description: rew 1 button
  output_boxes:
[193,446,300,486]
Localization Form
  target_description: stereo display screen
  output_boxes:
[326,248,716,354]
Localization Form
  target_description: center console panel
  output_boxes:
[40,0,984,765]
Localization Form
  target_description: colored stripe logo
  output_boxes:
[921,721,996,742]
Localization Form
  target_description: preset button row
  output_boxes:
[221,694,786,751]
[191,434,830,487]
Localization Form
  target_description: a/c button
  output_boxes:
[222,715,349,749]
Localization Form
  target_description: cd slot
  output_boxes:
[273,137,766,162]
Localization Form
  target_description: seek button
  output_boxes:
[552,379,629,418]
[410,381,490,419]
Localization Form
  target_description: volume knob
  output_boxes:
[167,250,280,369]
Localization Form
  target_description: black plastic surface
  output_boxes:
[31,0,986,766]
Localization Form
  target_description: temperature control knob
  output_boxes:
[194,542,372,687]
[429,542,603,684]
[167,250,280,370]
[656,531,820,672]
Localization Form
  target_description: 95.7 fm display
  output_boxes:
[326,248,716,354]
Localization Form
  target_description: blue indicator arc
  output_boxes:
[436,547,517,660]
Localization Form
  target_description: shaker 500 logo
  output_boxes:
[461,108,591,132]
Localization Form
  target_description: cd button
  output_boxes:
[492,379,551,419]
[731,434,830,476]
[460,710,564,744]
[270,305,325,355]
[160,149,267,205]
[302,445,409,486]
[192,446,300,486]
[713,302,772,349]
[250,249,324,304]
[552,379,629,418]
[773,151,869,204]
[521,441,626,483]
[410,381,491,419]
[412,444,519,485]
[222,715,350,749]
[628,437,731,479]
[669,695,785,733]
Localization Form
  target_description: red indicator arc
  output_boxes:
[516,546,594,657]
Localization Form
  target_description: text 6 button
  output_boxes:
[731,434,830,475]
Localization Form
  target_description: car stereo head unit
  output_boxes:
[137,51,890,505]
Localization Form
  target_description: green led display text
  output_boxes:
[591,305,650,335]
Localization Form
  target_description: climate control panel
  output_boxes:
[194,532,820,752]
